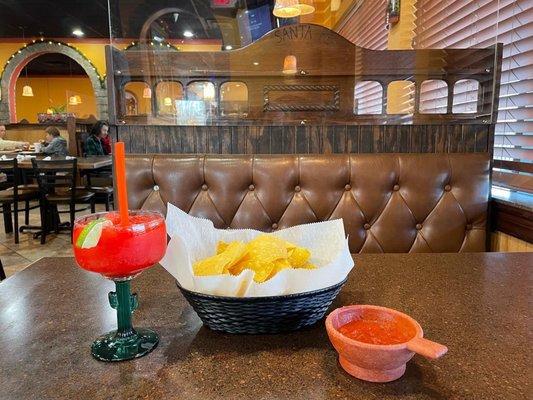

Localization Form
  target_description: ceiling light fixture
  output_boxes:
[183,30,194,38]
[225,45,233,50]
[253,62,259,66]
[296,0,315,15]
[72,29,84,37]
[283,55,298,75]
[273,0,301,18]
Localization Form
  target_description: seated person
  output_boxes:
[42,127,68,156]
[0,124,29,150]
[85,121,110,156]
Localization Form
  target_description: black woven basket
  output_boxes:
[176,278,347,334]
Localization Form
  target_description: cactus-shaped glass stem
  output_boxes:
[91,279,159,362]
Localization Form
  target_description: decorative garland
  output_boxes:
[1,38,106,88]
[123,41,180,52]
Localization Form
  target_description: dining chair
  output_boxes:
[31,158,95,244]
[0,158,40,244]
[84,167,114,211]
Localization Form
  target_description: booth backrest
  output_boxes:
[126,153,490,253]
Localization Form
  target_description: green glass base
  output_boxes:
[91,328,159,362]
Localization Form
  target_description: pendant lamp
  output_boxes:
[273,0,301,18]
[22,85,34,97]
[296,0,315,15]
[283,55,298,75]
[142,87,152,98]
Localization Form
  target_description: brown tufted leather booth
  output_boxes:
[125,153,490,253]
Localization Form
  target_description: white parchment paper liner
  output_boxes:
[160,203,354,297]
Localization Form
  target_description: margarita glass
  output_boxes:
[73,210,167,362]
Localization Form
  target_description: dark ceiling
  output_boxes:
[24,53,86,76]
[0,0,273,40]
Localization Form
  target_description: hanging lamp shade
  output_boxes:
[74,95,82,104]
[296,0,315,15]
[273,0,301,18]
[330,0,341,12]
[22,85,34,97]
[68,96,79,105]
[283,55,298,75]
[142,87,152,98]
[163,97,172,106]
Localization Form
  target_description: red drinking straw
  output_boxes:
[114,142,129,225]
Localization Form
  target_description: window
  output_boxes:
[386,81,415,115]
[354,81,383,115]
[123,82,152,115]
[220,82,248,117]
[452,79,479,114]
[419,80,448,114]
[414,0,533,193]
[155,81,184,116]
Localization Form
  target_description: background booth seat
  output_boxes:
[126,153,490,253]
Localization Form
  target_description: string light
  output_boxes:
[0,39,106,88]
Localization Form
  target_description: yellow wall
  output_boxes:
[15,76,97,122]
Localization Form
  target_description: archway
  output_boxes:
[0,41,107,123]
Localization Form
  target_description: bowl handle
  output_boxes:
[407,337,448,360]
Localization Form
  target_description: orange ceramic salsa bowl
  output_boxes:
[325,305,447,383]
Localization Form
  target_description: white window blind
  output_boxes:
[337,0,388,115]
[414,0,533,193]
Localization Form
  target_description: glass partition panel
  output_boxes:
[123,82,152,116]
[155,81,184,116]
[220,82,248,117]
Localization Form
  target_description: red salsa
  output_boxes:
[338,316,416,345]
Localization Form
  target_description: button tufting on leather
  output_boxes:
[294,185,301,192]
[363,223,371,230]
[345,184,352,191]
[201,184,208,191]
[415,223,422,230]
[444,184,451,191]
[153,185,159,191]
[249,184,255,191]
[393,184,400,191]
[271,223,278,230]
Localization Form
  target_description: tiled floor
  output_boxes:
[0,203,106,279]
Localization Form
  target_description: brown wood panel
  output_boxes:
[270,126,284,154]
[447,125,464,152]
[346,125,359,153]
[169,126,182,153]
[296,125,309,154]
[490,199,533,243]
[308,125,321,153]
[116,123,491,156]
[463,125,477,153]
[220,126,232,154]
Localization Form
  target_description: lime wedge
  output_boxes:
[76,218,112,249]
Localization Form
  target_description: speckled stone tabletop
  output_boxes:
[0,253,531,400]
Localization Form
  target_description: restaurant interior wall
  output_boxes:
[15,77,97,122]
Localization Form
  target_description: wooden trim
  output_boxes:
[490,199,533,244]
[493,160,533,174]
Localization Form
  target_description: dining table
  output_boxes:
[16,155,112,170]
[0,252,530,400]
